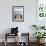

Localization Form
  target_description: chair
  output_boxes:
[4,33,18,46]
[4,27,19,46]
[18,33,30,46]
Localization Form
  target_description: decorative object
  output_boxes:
[12,6,24,22]
[11,27,18,34]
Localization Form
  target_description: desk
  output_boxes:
[4,33,18,46]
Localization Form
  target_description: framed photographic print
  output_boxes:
[12,6,24,22]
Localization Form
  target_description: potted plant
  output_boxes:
[33,32,46,43]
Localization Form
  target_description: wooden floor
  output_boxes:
[0,42,46,46]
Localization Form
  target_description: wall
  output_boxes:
[0,0,36,42]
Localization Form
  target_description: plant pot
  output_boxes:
[37,39,40,43]
[37,39,44,44]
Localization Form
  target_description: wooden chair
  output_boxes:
[4,33,18,46]
[18,33,30,46]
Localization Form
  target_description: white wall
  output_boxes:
[0,0,36,33]
[0,0,36,42]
